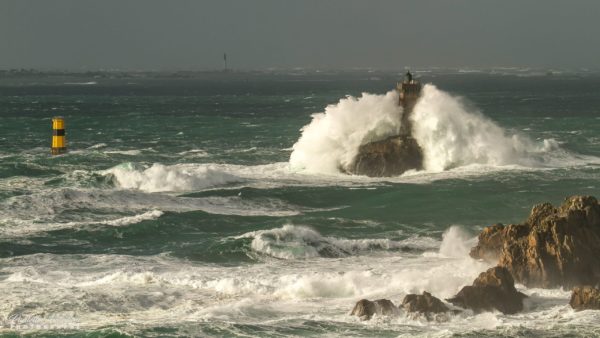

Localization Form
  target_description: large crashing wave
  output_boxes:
[289,91,403,173]
[412,85,558,171]
[290,84,560,174]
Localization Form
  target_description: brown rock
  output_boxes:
[344,135,423,177]
[470,196,600,288]
[350,299,399,320]
[447,266,526,314]
[570,286,600,311]
[343,77,424,178]
[469,223,506,262]
[472,264,519,294]
[402,291,449,314]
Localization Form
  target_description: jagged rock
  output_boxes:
[402,291,449,314]
[344,135,423,177]
[570,286,600,311]
[350,299,399,320]
[470,196,600,288]
[469,223,507,262]
[447,266,526,314]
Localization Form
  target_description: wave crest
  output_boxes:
[103,163,240,192]
[236,224,439,260]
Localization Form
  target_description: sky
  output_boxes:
[1,0,599,71]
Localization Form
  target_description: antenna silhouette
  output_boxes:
[223,53,228,71]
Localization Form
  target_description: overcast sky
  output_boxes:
[1,0,599,70]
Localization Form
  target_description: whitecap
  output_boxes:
[104,210,164,226]
[102,163,240,192]
[104,149,142,156]
[235,224,440,260]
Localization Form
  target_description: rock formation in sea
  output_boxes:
[447,266,527,314]
[350,195,600,320]
[350,293,451,321]
[344,135,423,177]
[350,299,399,320]
[570,286,600,311]
[470,195,600,288]
[402,291,449,318]
[344,71,424,177]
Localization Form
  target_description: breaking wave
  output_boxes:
[3,228,592,335]
[412,85,559,171]
[290,84,565,175]
[235,224,440,260]
[289,91,403,173]
[103,162,241,192]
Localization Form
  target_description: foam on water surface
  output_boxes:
[103,162,241,192]
[2,73,600,336]
[0,226,594,336]
[0,187,308,237]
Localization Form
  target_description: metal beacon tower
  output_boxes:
[51,116,67,155]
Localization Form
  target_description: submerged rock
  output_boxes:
[402,291,449,315]
[570,286,600,311]
[344,135,423,177]
[350,299,399,320]
[447,266,526,314]
[470,195,600,288]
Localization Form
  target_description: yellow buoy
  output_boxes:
[51,116,67,155]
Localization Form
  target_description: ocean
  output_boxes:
[1,70,599,337]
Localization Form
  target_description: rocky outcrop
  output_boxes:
[470,196,600,288]
[447,266,526,314]
[344,135,423,177]
[350,299,399,320]
[402,291,449,314]
[343,78,423,178]
[570,286,600,311]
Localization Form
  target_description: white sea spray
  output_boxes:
[290,84,565,174]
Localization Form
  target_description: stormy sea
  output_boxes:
[1,69,600,337]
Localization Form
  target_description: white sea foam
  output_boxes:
[104,149,142,156]
[100,161,388,193]
[290,91,403,173]
[87,143,107,149]
[104,210,164,226]
[2,227,588,335]
[412,85,560,171]
[63,81,97,85]
[94,157,590,197]
[104,163,240,192]
[236,224,439,260]
[177,148,209,157]
[437,225,477,258]
[289,84,586,175]
[0,188,306,237]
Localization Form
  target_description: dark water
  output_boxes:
[1,71,599,337]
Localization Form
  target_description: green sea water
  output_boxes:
[1,71,599,337]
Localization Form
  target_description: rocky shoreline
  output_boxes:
[351,195,600,320]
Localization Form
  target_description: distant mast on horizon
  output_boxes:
[223,53,228,71]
